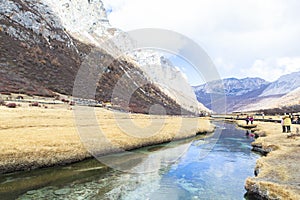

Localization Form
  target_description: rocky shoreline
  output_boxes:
[236,121,300,199]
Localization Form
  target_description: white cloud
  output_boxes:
[102,0,300,82]
[245,57,300,81]
[277,57,300,73]
[214,57,236,79]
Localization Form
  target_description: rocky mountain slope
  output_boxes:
[194,78,270,112]
[0,0,202,115]
[41,0,206,114]
[259,71,300,97]
[194,73,300,113]
[1,0,84,96]
[240,72,300,113]
[194,77,269,97]
[130,50,208,113]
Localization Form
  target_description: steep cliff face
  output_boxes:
[0,0,86,96]
[1,0,74,46]
[130,50,208,113]
[41,0,119,43]
[38,0,207,114]
[0,0,200,115]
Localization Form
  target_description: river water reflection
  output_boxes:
[0,122,260,199]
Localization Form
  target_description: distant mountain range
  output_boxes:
[193,72,300,113]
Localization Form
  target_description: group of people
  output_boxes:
[240,113,297,133]
[245,116,254,125]
[281,115,292,133]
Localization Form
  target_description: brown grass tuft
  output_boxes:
[244,121,300,199]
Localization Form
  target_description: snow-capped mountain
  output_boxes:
[46,0,206,114]
[238,73,300,112]
[279,87,300,106]
[238,88,300,112]
[193,78,270,112]
[259,71,300,97]
[1,0,207,115]
[194,73,300,113]
[194,77,269,96]
[129,50,209,113]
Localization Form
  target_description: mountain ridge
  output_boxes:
[259,71,300,97]
[194,73,300,113]
[41,0,207,114]
[0,0,203,115]
[194,77,269,96]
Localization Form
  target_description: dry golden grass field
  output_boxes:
[237,121,300,199]
[0,104,214,174]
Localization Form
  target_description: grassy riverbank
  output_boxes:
[0,105,214,174]
[235,121,300,199]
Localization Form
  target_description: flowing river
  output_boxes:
[0,121,260,200]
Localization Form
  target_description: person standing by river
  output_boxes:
[249,116,254,124]
[282,115,292,133]
[245,116,250,125]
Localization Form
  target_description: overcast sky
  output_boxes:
[102,0,300,85]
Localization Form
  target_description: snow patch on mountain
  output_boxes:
[237,87,300,112]
[42,0,111,37]
[41,0,208,114]
[194,77,269,96]
[259,71,300,97]
[129,50,209,113]
[279,87,300,106]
